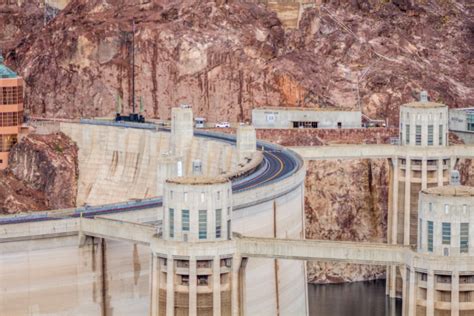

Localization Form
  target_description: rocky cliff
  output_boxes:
[0,132,78,214]
[1,0,472,125]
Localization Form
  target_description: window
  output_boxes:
[215,209,222,238]
[0,111,23,127]
[169,208,175,238]
[442,222,451,245]
[0,86,23,105]
[460,223,469,254]
[337,122,342,128]
[429,203,433,212]
[197,275,208,286]
[217,191,220,200]
[444,204,449,214]
[0,134,18,152]
[419,219,423,249]
[427,125,433,145]
[467,113,474,131]
[181,275,189,285]
[415,125,422,145]
[182,209,189,232]
[427,221,434,252]
[170,190,173,200]
[439,125,443,145]
[184,192,188,202]
[199,210,207,239]
[201,192,205,202]
[406,124,410,144]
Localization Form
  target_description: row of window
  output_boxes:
[405,124,443,145]
[0,111,23,127]
[0,86,23,105]
[169,190,229,202]
[421,220,470,254]
[405,112,444,121]
[0,134,17,152]
[169,208,224,240]
[427,203,470,214]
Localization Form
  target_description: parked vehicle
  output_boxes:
[215,121,230,128]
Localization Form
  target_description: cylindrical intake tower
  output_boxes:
[388,92,456,298]
[405,185,474,316]
[150,176,240,316]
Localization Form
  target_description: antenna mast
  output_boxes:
[131,20,136,114]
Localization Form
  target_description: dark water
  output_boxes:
[308,279,402,316]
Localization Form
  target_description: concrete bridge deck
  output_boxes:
[291,144,474,160]
[76,218,474,273]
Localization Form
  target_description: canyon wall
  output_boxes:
[0,0,471,125]
[0,132,78,214]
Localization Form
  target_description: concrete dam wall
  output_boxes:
[0,123,307,315]
[60,123,241,206]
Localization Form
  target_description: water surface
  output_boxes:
[308,279,402,316]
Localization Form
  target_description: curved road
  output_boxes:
[0,123,303,224]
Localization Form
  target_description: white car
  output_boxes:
[215,121,230,128]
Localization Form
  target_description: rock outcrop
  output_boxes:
[305,158,389,283]
[1,0,471,125]
[0,132,78,214]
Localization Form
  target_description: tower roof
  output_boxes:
[0,54,18,79]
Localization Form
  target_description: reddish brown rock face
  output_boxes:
[1,0,471,125]
[305,159,389,283]
[0,132,78,214]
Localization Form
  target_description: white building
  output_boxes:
[251,107,362,129]
[449,107,474,144]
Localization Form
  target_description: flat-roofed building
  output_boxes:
[0,54,23,170]
[251,107,362,129]
[449,107,474,144]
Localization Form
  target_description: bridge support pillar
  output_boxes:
[166,256,175,316]
[213,255,221,316]
[451,271,459,316]
[407,268,416,316]
[427,270,434,316]
[404,158,411,246]
[150,254,161,316]
[388,157,399,298]
[189,257,197,316]
[437,158,444,186]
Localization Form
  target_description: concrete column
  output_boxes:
[239,258,248,316]
[166,256,175,316]
[437,158,444,186]
[388,158,399,298]
[391,158,399,244]
[408,268,416,316]
[236,125,256,163]
[404,158,412,246]
[170,106,193,158]
[451,272,459,316]
[231,255,241,316]
[449,157,456,177]
[427,271,435,316]
[150,254,161,316]
[421,158,428,190]
[401,266,408,315]
[189,258,197,316]
[213,256,221,316]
